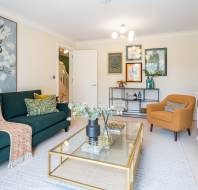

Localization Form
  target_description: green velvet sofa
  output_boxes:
[0,90,71,164]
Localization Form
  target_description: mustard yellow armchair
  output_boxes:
[147,94,196,141]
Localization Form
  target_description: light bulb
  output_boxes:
[128,30,135,42]
[128,35,134,42]
[64,49,69,54]
[120,24,126,34]
[112,32,118,39]
[128,30,135,37]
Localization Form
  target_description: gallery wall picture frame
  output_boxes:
[145,48,167,76]
[126,45,142,61]
[108,53,122,74]
[126,63,142,82]
[0,16,17,93]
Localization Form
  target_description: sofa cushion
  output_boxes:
[0,131,10,149]
[2,90,41,120]
[9,111,67,135]
[150,111,173,122]
[25,96,58,116]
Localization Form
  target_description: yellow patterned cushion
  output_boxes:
[34,93,50,99]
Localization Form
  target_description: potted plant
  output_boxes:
[68,103,114,143]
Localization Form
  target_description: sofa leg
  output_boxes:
[150,124,153,132]
[174,132,178,141]
[187,128,191,136]
[65,127,68,132]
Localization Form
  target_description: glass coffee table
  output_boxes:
[48,119,143,190]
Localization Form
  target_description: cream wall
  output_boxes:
[76,32,198,107]
[0,10,75,95]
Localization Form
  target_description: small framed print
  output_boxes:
[126,63,142,82]
[126,45,142,61]
[108,53,122,74]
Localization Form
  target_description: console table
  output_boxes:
[109,87,160,118]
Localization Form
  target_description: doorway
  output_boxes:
[58,47,69,102]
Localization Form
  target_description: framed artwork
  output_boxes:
[0,16,17,93]
[145,48,167,76]
[108,53,122,74]
[126,45,142,61]
[126,63,142,82]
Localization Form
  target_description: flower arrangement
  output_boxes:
[68,103,116,146]
[68,103,114,121]
[68,103,101,121]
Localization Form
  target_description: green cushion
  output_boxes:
[0,131,10,149]
[2,90,41,120]
[164,100,186,112]
[9,111,67,134]
[25,96,58,116]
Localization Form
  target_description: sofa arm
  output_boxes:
[57,103,71,117]
[173,108,193,131]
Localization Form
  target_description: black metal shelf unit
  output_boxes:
[109,87,160,118]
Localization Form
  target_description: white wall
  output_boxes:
[0,10,75,95]
[76,32,198,108]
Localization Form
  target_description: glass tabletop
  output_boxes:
[51,120,142,167]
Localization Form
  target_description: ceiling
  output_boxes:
[0,0,198,41]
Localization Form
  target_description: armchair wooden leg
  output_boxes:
[174,132,178,141]
[187,128,191,136]
[150,124,153,132]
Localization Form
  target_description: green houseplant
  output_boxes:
[68,103,113,143]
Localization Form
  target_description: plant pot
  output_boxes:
[86,119,100,143]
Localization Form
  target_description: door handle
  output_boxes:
[91,84,97,86]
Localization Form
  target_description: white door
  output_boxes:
[73,50,97,107]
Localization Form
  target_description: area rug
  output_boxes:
[0,118,198,190]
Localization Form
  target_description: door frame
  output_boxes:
[56,43,74,102]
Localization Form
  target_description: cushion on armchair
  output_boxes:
[164,101,186,112]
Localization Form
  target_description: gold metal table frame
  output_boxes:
[48,122,143,190]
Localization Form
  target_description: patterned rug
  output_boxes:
[0,118,197,190]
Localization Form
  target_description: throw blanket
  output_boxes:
[0,110,32,168]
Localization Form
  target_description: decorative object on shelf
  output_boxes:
[126,45,142,61]
[145,48,167,76]
[138,91,142,99]
[108,53,122,74]
[117,80,127,88]
[126,63,142,82]
[0,16,17,93]
[146,76,154,89]
[133,93,138,100]
[140,108,147,113]
[109,87,160,118]
[111,24,135,42]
